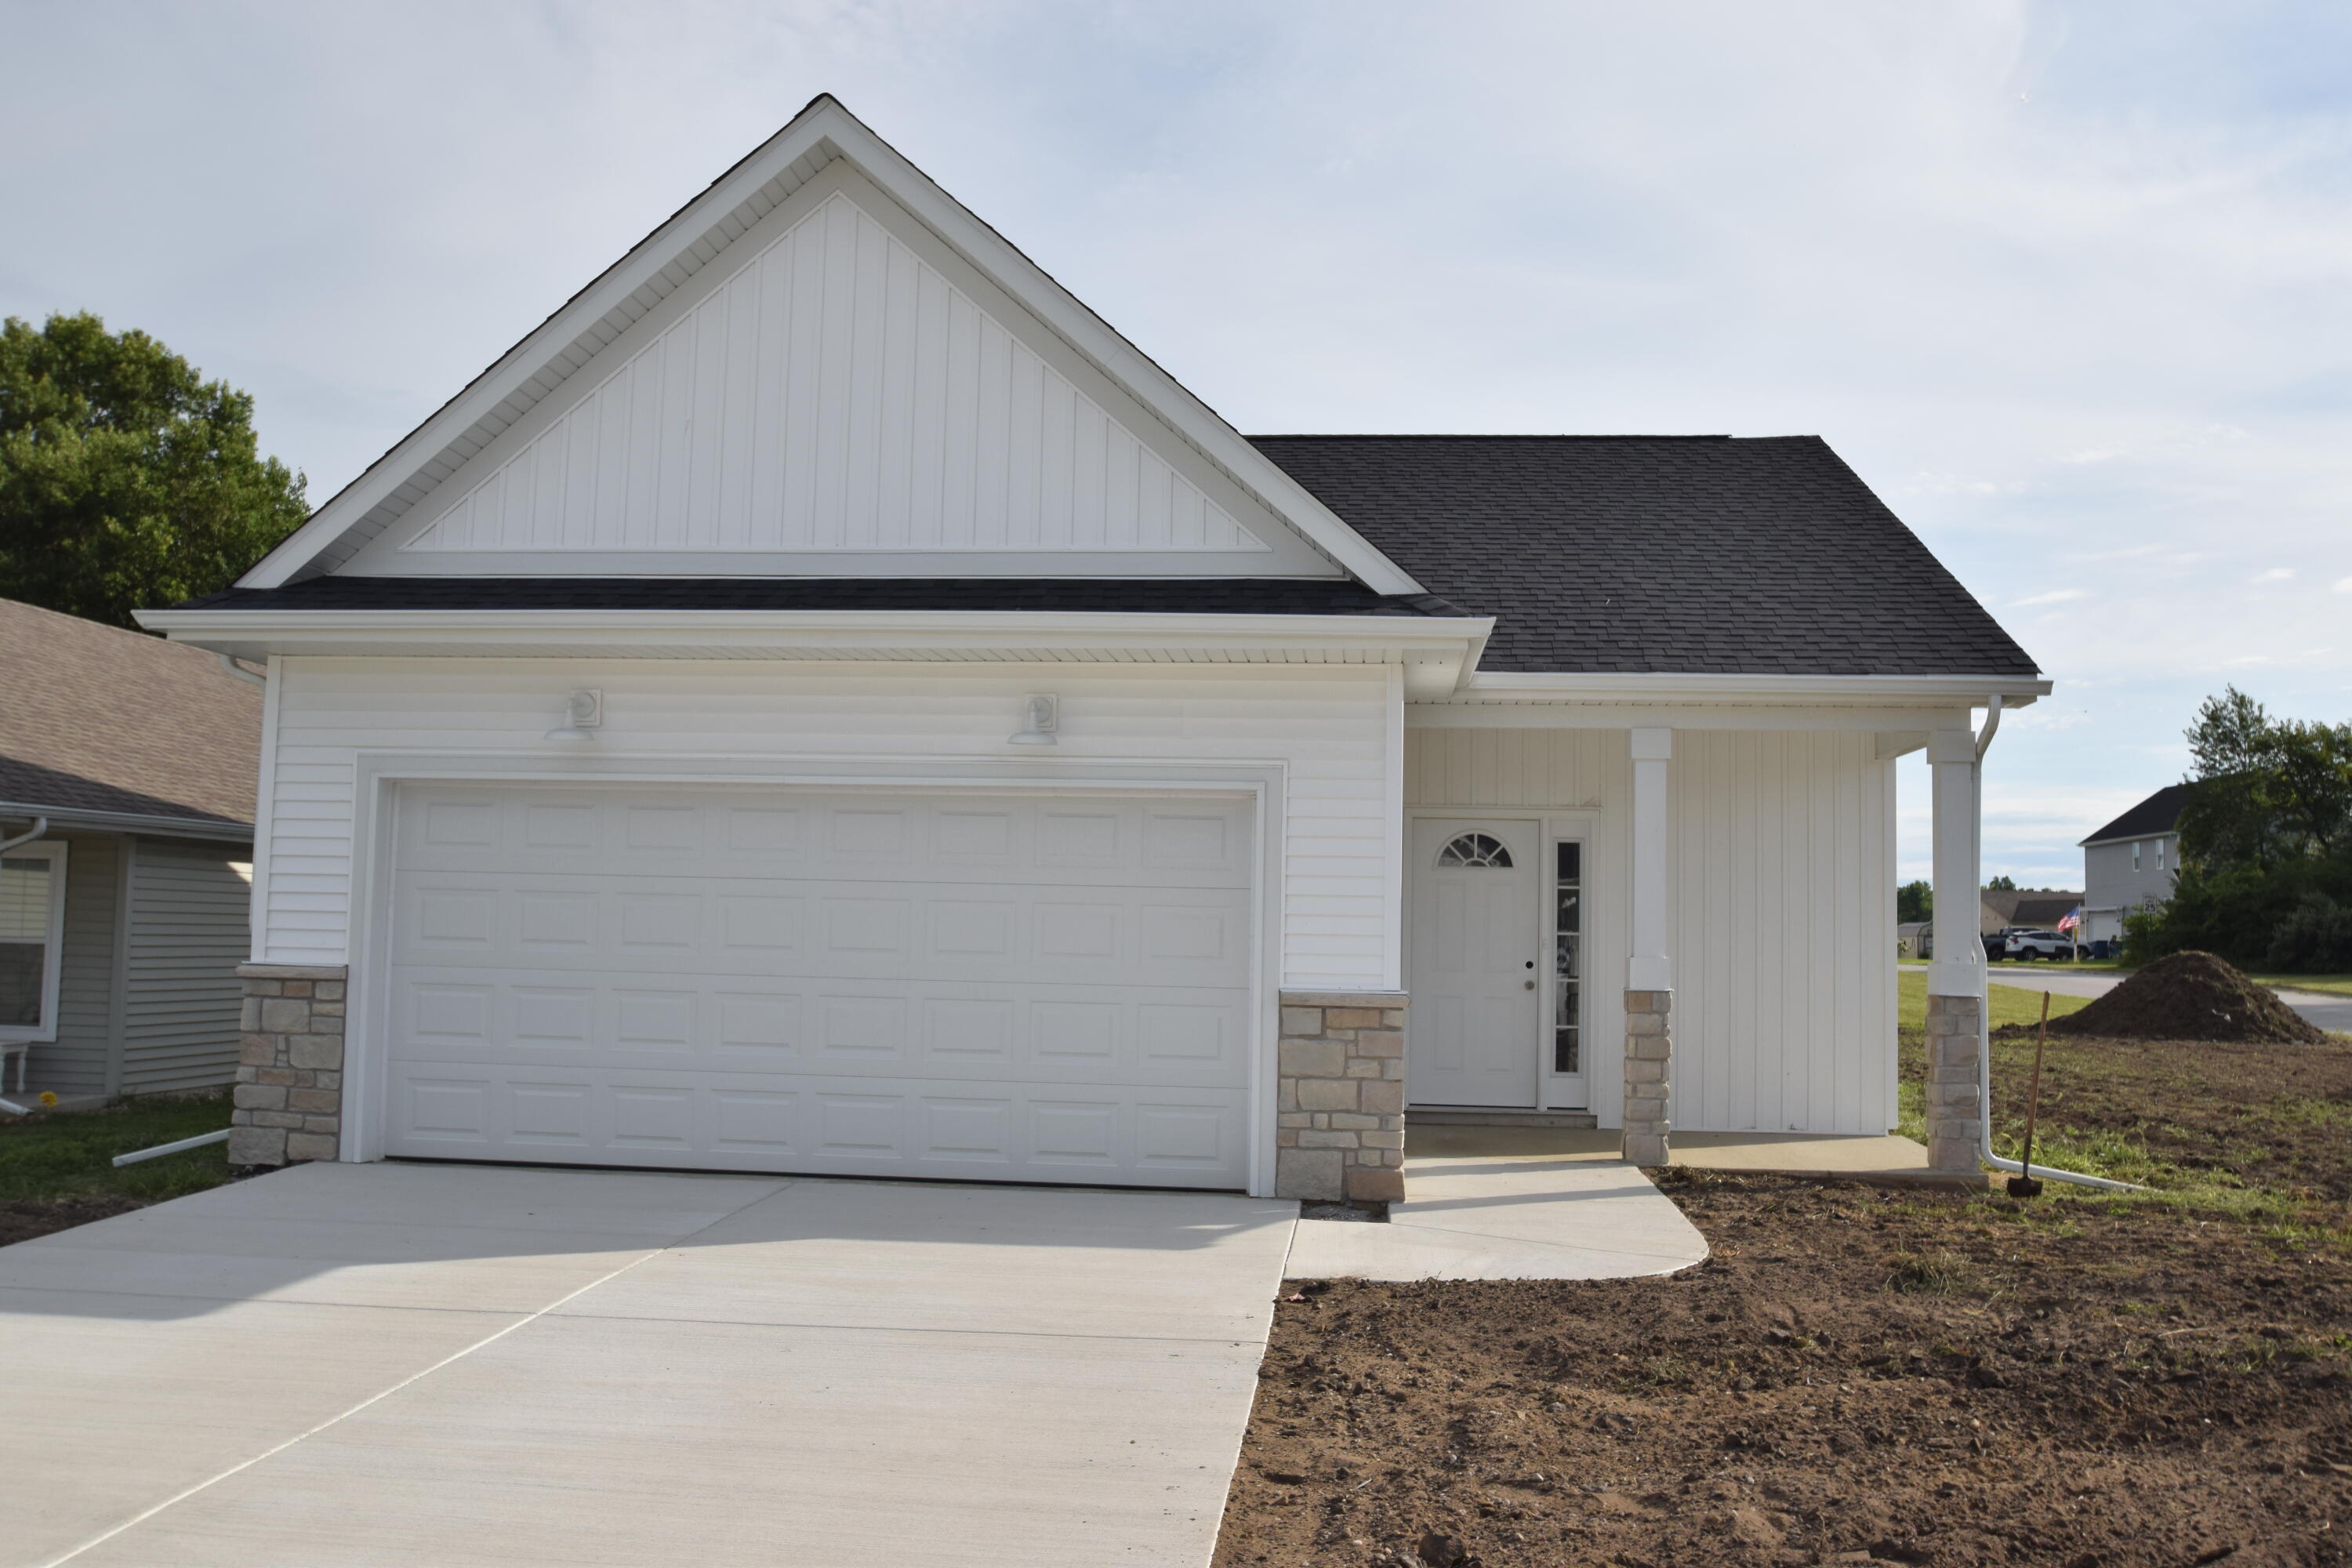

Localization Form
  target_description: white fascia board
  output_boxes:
[241,96,1424,597]
[1445,671,2051,706]
[138,606,1491,668]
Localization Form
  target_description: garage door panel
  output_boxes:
[384,786,1256,1187]
[384,1062,1246,1181]
[389,964,1246,1086]
[395,792,1251,888]
[393,874,1249,988]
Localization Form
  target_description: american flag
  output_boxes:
[2056,907,2082,934]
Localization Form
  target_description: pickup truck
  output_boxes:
[2004,928,2077,961]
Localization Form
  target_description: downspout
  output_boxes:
[1969,699,2137,1192]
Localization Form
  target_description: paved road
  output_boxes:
[1901,963,2352,1035]
[4,1162,1296,1568]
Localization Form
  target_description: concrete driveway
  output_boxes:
[2,1163,1296,1568]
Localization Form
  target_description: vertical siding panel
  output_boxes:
[812,197,858,548]
[781,218,824,546]
[844,208,889,544]
[1038,365,1075,550]
[718,269,761,549]
[875,237,919,550]
[688,292,731,549]
[942,287,981,546]
[1809,735,1837,1131]
[1005,347,1044,546]
[906,258,948,548]
[972,318,1012,545]
[624,336,666,548]
[1727,733,1758,1131]
[749,245,794,548]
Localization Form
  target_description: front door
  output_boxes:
[1407,818,1541,1108]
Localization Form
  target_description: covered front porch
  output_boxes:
[1395,678,2037,1180]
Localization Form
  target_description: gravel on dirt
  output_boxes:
[2043,951,2327,1045]
[1215,1174,2352,1568]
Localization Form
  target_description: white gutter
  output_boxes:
[1452,670,2054,706]
[0,816,49,855]
[1966,696,2136,1193]
[1,802,251,844]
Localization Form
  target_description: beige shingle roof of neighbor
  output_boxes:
[0,598,261,832]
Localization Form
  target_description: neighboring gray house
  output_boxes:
[0,599,261,1102]
[2079,784,2187,946]
[1980,887,2084,937]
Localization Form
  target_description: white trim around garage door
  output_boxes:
[337,750,1289,1196]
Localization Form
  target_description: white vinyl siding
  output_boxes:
[367,175,1308,572]
[1404,725,1896,1135]
[258,659,1398,993]
[120,839,252,1094]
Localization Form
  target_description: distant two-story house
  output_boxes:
[2079,784,2187,946]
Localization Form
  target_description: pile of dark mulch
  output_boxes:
[2034,951,2326,1044]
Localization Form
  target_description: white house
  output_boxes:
[143,96,2047,1201]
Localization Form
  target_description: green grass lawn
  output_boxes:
[1895,967,2092,1033]
[1966,957,2352,998]
[0,1093,234,1208]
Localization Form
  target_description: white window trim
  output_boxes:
[0,840,69,1044]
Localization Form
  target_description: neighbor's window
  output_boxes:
[2132,841,2143,873]
[0,843,67,1039]
[1554,841,1582,1074]
[2157,839,2165,873]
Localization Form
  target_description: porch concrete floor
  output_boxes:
[1405,1123,1936,1178]
[1282,1152,1709,1283]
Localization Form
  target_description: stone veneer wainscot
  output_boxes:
[1275,991,1407,1203]
[229,962,350,1166]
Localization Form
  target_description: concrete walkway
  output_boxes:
[1284,1152,1710,1282]
[2,1163,1296,1568]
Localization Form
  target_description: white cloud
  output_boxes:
[2336,577,2352,594]
[2254,567,2296,583]
[2013,589,2087,607]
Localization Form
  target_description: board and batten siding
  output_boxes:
[1403,724,1897,1135]
[33,832,119,1098]
[388,186,1270,562]
[258,659,1400,992]
[120,839,253,1094]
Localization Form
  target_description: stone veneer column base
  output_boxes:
[1924,990,1985,1174]
[1275,991,1408,1203]
[230,963,350,1167]
[1621,989,1673,1165]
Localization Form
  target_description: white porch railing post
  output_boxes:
[1924,724,1985,1172]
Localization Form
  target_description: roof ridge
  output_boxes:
[1247,433,1744,441]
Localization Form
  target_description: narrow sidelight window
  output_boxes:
[1554,841,1582,1073]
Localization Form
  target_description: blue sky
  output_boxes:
[5,2,2348,887]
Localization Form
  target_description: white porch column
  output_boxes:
[1924,724,1984,1173]
[1622,727,1674,1164]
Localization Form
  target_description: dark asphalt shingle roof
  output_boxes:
[1250,434,2039,677]
[176,578,1468,617]
[2080,783,2190,847]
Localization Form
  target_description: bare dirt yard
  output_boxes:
[1216,1025,2352,1568]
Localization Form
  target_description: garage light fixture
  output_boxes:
[544,689,604,742]
[1008,694,1059,746]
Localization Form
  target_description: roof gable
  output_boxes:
[2081,783,2190,846]
[249,98,1413,590]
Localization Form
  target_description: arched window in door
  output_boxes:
[1436,832,1513,869]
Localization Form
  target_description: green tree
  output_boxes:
[1985,874,2016,891]
[1896,880,1933,924]
[0,311,307,628]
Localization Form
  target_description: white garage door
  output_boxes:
[380,785,1257,1188]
